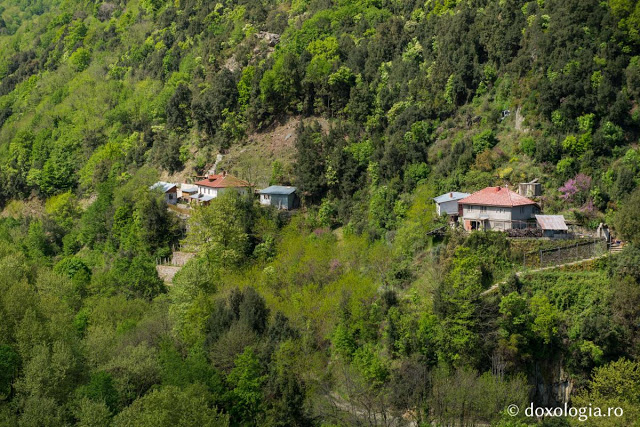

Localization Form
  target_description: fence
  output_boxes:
[531,239,607,268]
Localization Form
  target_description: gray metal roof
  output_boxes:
[181,184,198,193]
[535,215,568,231]
[191,193,214,202]
[259,185,297,195]
[433,192,471,203]
[150,181,177,193]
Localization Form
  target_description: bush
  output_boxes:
[521,136,536,157]
[472,130,498,154]
[614,187,640,245]
[69,48,91,71]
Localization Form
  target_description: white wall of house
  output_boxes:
[462,204,540,230]
[197,186,248,198]
[260,194,271,206]
[197,186,219,198]
[463,205,511,221]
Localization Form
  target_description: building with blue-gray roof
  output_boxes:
[258,186,299,210]
[150,181,178,205]
[433,191,470,218]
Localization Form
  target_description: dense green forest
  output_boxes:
[2,0,640,425]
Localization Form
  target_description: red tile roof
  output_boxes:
[459,186,537,207]
[194,174,250,189]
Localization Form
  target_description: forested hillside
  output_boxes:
[2,0,640,425]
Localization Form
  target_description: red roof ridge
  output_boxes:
[459,186,537,207]
[194,173,250,188]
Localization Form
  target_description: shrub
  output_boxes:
[69,48,91,72]
[472,130,498,154]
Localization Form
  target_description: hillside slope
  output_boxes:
[2,0,640,426]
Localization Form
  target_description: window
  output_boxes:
[520,207,525,214]
[481,206,487,212]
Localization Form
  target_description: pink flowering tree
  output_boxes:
[558,174,592,206]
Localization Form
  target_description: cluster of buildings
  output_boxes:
[150,171,300,210]
[151,172,569,238]
[433,182,569,238]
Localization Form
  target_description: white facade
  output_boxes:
[197,185,219,199]
[462,204,539,230]
[196,186,248,199]
[434,192,470,217]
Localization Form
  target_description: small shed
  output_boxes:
[258,186,298,210]
[518,179,542,198]
[180,184,198,202]
[150,182,178,205]
[535,215,568,238]
[433,192,470,217]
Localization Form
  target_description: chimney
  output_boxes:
[449,192,453,197]
[222,170,227,177]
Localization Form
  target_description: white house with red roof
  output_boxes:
[459,186,540,231]
[191,171,250,204]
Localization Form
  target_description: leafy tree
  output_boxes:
[113,384,229,427]
[186,192,254,266]
[226,348,266,424]
[520,137,536,157]
[112,255,166,299]
[166,84,192,131]
[572,359,640,426]
[75,371,119,413]
[472,130,498,154]
[158,340,224,394]
[294,121,328,203]
[45,192,80,230]
[192,69,238,139]
[0,345,20,399]
[614,187,640,245]
[69,48,91,72]
[73,398,112,427]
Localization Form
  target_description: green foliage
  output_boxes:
[69,47,91,72]
[556,157,575,177]
[472,130,498,154]
[45,192,80,229]
[75,371,119,413]
[186,192,255,267]
[0,345,20,399]
[572,359,640,426]
[226,348,266,423]
[562,135,589,156]
[529,294,560,345]
[237,66,255,114]
[113,384,229,426]
[520,136,536,157]
[614,186,640,245]
[0,0,639,424]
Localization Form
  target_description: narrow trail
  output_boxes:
[480,253,610,296]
